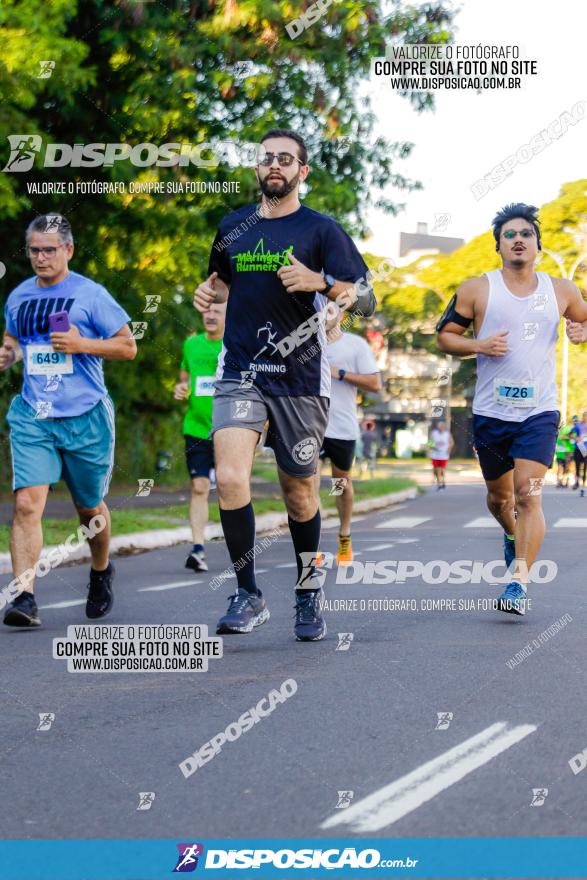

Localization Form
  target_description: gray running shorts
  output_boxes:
[212,379,329,477]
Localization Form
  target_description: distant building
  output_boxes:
[399,222,464,263]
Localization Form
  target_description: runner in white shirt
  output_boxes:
[429,421,454,490]
[315,305,382,564]
[437,202,587,616]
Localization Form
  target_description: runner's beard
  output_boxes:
[259,170,300,199]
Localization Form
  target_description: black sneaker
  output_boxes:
[185,549,208,572]
[294,588,326,641]
[4,591,41,628]
[216,589,270,634]
[86,563,115,619]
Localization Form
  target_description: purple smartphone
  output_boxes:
[48,311,70,333]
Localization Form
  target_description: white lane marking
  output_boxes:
[256,569,268,573]
[395,537,419,544]
[322,516,366,530]
[39,599,85,610]
[276,563,297,569]
[464,517,499,528]
[367,543,396,551]
[138,579,203,592]
[376,517,431,529]
[321,721,536,832]
[553,518,587,528]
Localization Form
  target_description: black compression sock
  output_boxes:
[288,510,321,589]
[219,503,258,594]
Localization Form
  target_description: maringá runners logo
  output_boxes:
[232,238,293,272]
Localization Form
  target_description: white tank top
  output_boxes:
[473,270,559,422]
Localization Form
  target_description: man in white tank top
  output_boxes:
[437,203,587,615]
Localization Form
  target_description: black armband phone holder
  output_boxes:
[436,294,473,332]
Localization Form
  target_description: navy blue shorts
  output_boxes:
[184,435,214,479]
[473,410,560,482]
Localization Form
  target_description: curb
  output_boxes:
[0,486,417,576]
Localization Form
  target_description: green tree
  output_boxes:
[0,0,456,487]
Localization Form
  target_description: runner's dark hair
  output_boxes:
[260,129,308,165]
[492,203,541,251]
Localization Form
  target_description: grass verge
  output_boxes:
[0,476,415,553]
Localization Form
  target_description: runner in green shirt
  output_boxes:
[555,422,575,488]
[174,302,226,571]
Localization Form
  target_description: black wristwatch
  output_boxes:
[338,368,346,381]
[321,273,335,294]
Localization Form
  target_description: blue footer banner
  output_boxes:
[1,838,586,879]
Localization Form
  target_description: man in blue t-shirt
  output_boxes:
[193,128,376,643]
[1,214,136,628]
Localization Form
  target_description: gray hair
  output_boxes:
[25,214,74,246]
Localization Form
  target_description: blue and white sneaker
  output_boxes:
[216,589,270,634]
[294,589,326,641]
[497,581,527,616]
[503,533,516,569]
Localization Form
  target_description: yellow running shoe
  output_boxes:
[337,534,353,565]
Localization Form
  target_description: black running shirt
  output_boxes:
[208,203,369,397]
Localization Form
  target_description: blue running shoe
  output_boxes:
[497,581,527,616]
[503,533,516,569]
[216,589,270,634]
[294,589,326,641]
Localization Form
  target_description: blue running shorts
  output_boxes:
[7,394,115,508]
[472,409,559,482]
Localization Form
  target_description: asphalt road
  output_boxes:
[1,480,587,845]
